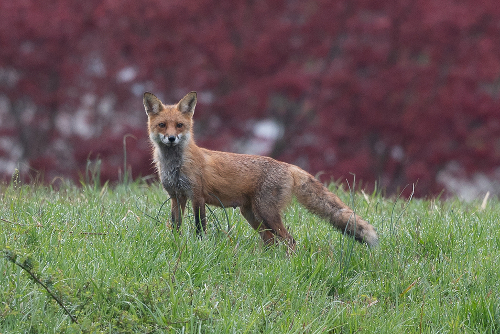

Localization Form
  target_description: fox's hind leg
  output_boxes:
[240,205,276,246]
[242,202,296,251]
[256,209,296,251]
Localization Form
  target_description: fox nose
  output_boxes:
[168,135,176,142]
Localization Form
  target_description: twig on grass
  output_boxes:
[76,232,108,236]
[1,250,79,324]
[1,217,25,227]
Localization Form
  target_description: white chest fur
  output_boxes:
[155,145,191,197]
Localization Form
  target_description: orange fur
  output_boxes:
[143,92,378,249]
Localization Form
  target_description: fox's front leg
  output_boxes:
[171,196,187,231]
[192,199,207,236]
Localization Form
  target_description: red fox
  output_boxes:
[143,91,378,249]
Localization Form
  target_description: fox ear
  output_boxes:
[177,91,197,114]
[143,92,162,115]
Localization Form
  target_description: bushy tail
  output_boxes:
[290,166,379,247]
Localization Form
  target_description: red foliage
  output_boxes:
[1,0,500,197]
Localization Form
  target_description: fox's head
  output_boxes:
[143,92,196,148]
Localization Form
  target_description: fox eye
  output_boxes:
[158,122,166,128]
[176,123,183,128]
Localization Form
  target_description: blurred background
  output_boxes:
[1,0,499,199]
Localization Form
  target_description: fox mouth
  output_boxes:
[158,135,179,146]
[161,140,178,147]
[154,133,188,148]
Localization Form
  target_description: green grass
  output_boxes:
[1,180,499,333]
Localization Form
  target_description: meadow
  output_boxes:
[1,177,499,333]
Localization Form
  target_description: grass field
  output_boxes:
[1,178,499,333]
